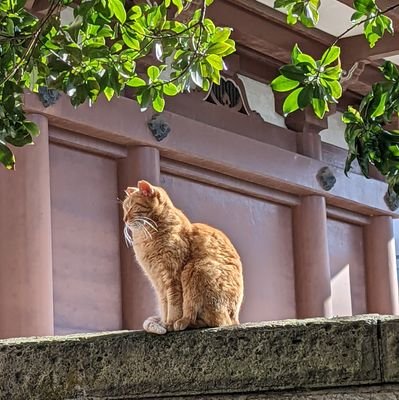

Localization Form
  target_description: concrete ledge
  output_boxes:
[0,316,397,400]
[380,316,399,383]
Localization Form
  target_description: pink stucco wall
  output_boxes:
[50,143,122,334]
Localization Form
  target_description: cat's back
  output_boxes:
[190,222,241,263]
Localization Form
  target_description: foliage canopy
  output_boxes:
[272,0,399,196]
[0,0,234,169]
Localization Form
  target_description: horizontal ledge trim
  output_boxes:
[327,206,371,226]
[161,158,300,207]
[49,127,127,159]
[24,93,396,217]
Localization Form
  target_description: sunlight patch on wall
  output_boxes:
[331,264,353,317]
[320,112,348,150]
[238,75,286,128]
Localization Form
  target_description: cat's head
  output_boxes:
[122,180,169,245]
[122,180,168,222]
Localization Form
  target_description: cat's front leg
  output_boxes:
[165,282,183,331]
[159,291,168,324]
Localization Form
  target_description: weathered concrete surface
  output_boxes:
[381,316,399,383]
[160,386,399,400]
[0,316,387,400]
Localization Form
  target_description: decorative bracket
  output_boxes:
[384,187,399,211]
[316,166,336,191]
[147,114,170,142]
[340,61,368,91]
[38,86,60,108]
[204,76,250,115]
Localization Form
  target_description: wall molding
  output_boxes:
[23,92,396,217]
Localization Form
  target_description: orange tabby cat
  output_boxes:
[122,180,243,335]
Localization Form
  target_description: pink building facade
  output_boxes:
[0,0,398,339]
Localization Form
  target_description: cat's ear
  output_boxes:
[124,187,135,196]
[138,180,155,197]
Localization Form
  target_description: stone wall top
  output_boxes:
[0,315,398,400]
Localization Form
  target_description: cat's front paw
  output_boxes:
[143,316,167,335]
[173,317,191,331]
[164,321,175,332]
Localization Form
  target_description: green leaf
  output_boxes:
[0,143,15,170]
[191,67,203,87]
[323,79,342,99]
[344,152,357,176]
[321,46,340,66]
[206,54,223,70]
[208,42,235,56]
[282,87,302,116]
[301,3,319,27]
[279,64,306,82]
[152,92,165,112]
[354,0,376,14]
[127,5,142,20]
[297,84,314,108]
[109,0,126,24]
[122,31,140,49]
[321,65,342,80]
[137,88,151,110]
[126,76,146,87]
[271,75,300,92]
[351,11,364,22]
[172,0,184,14]
[6,131,33,147]
[163,82,179,96]
[380,61,399,81]
[370,91,388,119]
[147,66,160,82]
[291,44,302,63]
[297,53,317,69]
[111,41,123,53]
[312,98,328,118]
[24,121,40,137]
[104,86,115,101]
[342,106,363,124]
[211,28,231,44]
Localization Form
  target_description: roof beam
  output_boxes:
[23,92,395,215]
[208,0,329,63]
[340,32,399,67]
[335,0,399,67]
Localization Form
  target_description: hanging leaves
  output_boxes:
[343,62,399,194]
[274,0,321,28]
[271,44,342,118]
[0,0,235,169]
[351,0,394,48]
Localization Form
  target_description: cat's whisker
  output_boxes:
[129,220,152,241]
[134,217,158,232]
[138,216,158,225]
[137,216,158,228]
[123,224,133,247]
[130,225,137,242]
[141,225,153,240]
